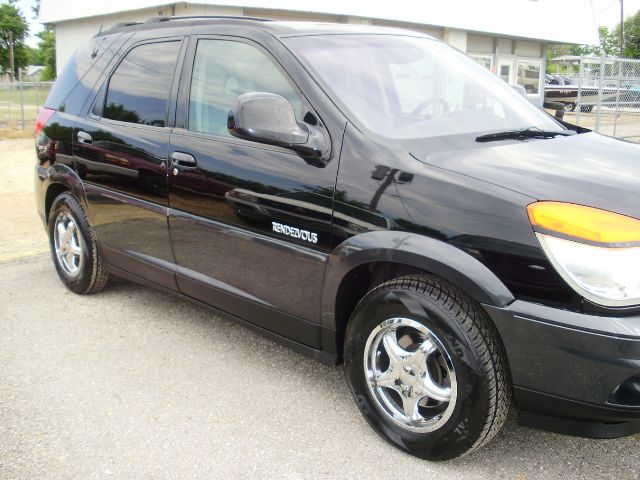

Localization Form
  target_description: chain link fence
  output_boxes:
[0,81,54,136]
[546,56,640,142]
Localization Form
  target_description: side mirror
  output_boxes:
[228,92,327,159]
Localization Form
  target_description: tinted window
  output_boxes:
[45,33,123,112]
[189,40,302,137]
[104,41,181,127]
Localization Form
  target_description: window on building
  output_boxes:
[188,40,302,137]
[516,59,542,95]
[104,41,181,127]
[469,55,494,72]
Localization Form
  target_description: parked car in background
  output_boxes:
[545,74,575,86]
[35,17,640,461]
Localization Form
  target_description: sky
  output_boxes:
[11,0,640,48]
[15,0,42,47]
[593,0,640,28]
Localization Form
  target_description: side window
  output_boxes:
[189,39,302,137]
[104,41,181,127]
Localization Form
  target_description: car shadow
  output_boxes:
[105,276,640,478]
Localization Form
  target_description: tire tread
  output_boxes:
[357,274,511,456]
[51,192,109,294]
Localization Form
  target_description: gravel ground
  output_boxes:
[1,139,639,479]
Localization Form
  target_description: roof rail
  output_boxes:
[143,15,273,24]
[112,21,143,29]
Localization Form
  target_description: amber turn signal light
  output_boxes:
[527,202,640,245]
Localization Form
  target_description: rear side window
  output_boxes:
[45,33,123,112]
[104,41,181,127]
[188,39,302,137]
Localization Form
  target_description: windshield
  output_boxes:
[284,34,562,139]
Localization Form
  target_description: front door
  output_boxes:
[168,37,339,348]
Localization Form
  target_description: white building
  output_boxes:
[39,0,599,106]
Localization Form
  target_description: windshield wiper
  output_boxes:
[475,127,576,143]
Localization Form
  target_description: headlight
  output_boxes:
[528,202,640,307]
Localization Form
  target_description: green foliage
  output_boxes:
[32,0,40,19]
[0,1,29,77]
[613,10,640,58]
[552,12,640,60]
[24,44,37,63]
[598,26,619,56]
[36,27,55,80]
[547,25,625,73]
[29,0,56,80]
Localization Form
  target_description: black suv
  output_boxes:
[35,17,640,460]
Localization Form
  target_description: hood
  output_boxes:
[411,132,640,219]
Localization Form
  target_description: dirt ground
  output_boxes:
[0,138,48,261]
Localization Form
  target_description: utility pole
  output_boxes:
[620,0,625,58]
[8,30,14,83]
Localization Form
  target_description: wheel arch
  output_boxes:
[321,231,515,359]
[43,164,88,224]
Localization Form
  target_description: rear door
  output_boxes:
[167,36,340,348]
[73,38,185,289]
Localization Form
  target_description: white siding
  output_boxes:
[515,40,542,57]
[244,8,345,23]
[467,34,494,54]
[40,0,600,45]
[443,29,467,52]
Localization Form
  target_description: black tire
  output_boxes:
[344,274,511,461]
[564,102,576,112]
[48,192,109,294]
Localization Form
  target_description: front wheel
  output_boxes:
[344,274,511,460]
[48,192,109,294]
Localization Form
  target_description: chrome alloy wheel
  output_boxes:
[364,318,457,432]
[53,211,84,278]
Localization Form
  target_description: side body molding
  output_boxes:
[321,230,515,330]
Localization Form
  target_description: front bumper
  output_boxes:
[484,300,640,437]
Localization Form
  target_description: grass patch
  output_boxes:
[0,84,52,106]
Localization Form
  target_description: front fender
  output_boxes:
[321,230,515,330]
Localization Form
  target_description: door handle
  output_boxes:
[77,131,93,144]
[170,151,197,174]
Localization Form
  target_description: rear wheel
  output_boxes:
[344,274,511,460]
[48,192,109,294]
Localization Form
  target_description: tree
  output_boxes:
[32,0,40,18]
[24,44,38,63]
[0,1,29,79]
[597,26,619,56]
[36,28,55,80]
[31,0,56,80]
[547,26,622,73]
[614,10,640,58]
